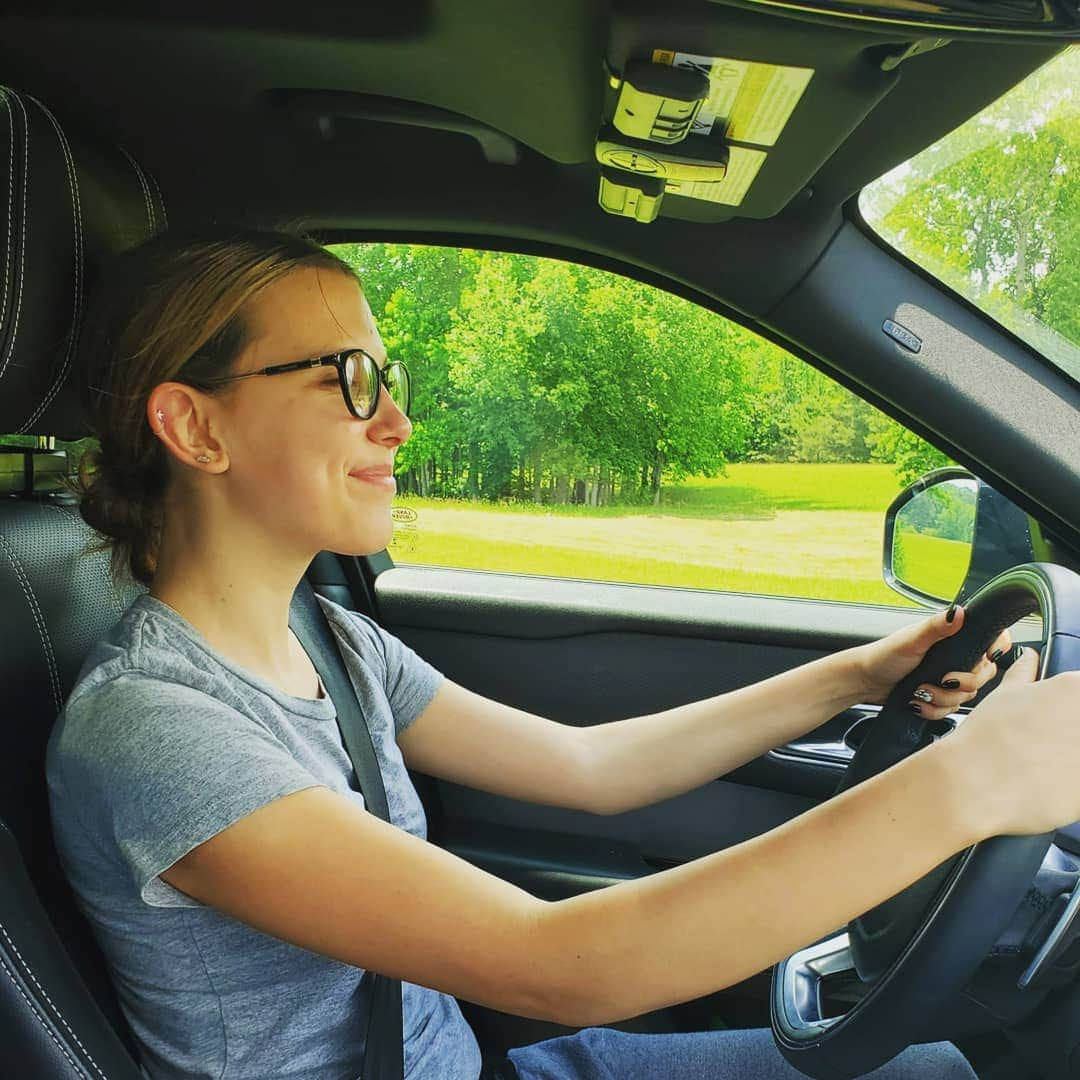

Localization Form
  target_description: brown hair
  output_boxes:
[72,225,360,586]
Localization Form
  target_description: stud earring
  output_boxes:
[195,455,211,464]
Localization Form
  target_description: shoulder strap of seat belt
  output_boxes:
[289,578,405,1080]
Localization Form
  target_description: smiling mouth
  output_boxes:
[349,469,396,489]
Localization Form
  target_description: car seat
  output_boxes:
[0,82,516,1080]
[0,83,168,1078]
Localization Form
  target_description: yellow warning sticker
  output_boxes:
[651,50,812,147]
[665,145,767,207]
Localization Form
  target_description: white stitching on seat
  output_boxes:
[147,168,168,230]
[22,94,83,433]
[1,89,14,350]
[118,146,153,236]
[0,87,28,383]
[0,921,109,1080]
[0,951,93,1079]
[0,531,62,713]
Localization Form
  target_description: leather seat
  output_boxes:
[0,84,487,1080]
[0,84,165,1078]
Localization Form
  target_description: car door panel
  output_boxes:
[362,565,925,897]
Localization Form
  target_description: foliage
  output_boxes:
[331,242,922,503]
[863,47,1080,377]
[897,483,977,543]
[335,244,769,504]
[326,54,1078,505]
[866,424,950,489]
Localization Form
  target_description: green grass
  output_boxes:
[893,529,972,601]
[388,463,928,608]
[660,463,906,516]
[398,463,904,519]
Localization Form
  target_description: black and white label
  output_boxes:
[883,319,922,353]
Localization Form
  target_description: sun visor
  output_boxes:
[598,5,903,223]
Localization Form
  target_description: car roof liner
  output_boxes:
[0,2,1064,315]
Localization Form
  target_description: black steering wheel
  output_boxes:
[771,562,1080,1079]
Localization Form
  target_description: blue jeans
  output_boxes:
[504,1026,976,1079]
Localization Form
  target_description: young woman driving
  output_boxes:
[47,226,1080,1080]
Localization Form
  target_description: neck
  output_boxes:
[150,504,317,685]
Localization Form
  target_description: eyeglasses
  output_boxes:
[188,349,411,421]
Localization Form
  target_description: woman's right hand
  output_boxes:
[947,646,1080,839]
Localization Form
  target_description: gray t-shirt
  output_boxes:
[46,591,482,1080]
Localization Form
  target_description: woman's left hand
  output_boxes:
[854,605,1014,720]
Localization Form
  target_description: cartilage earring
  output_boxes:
[195,455,211,464]
[154,409,165,432]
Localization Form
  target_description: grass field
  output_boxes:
[387,463,940,608]
[892,528,972,601]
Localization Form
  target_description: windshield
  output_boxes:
[860,46,1080,383]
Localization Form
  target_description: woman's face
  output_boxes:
[192,264,412,559]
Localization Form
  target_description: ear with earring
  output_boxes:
[156,408,211,465]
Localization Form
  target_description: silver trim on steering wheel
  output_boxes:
[776,932,854,1034]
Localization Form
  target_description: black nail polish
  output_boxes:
[945,604,957,624]
[990,648,1005,664]
[908,703,922,715]
[942,679,960,690]
[997,644,1025,673]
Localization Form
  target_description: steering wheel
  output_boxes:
[771,562,1080,1079]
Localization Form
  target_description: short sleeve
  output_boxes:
[318,597,444,737]
[370,620,445,734]
[49,672,324,908]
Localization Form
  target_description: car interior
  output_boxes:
[2,2,1080,1078]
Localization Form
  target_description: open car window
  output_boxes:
[329,241,965,609]
[860,46,1080,384]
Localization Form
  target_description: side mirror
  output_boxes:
[883,467,1036,607]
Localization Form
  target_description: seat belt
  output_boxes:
[290,578,405,1080]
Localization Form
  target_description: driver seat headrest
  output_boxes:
[0,83,166,1077]
[0,84,166,441]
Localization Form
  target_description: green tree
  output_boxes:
[336,242,474,496]
[869,49,1079,358]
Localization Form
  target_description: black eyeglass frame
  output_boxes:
[186,349,411,421]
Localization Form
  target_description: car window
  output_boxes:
[0,435,96,493]
[859,46,1080,385]
[329,242,959,609]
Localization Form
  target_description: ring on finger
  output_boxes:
[913,687,935,705]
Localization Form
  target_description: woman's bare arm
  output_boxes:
[162,730,987,1027]
[397,651,861,817]
[397,607,1009,817]
[166,655,1080,1027]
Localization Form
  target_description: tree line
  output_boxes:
[6,57,1075,506]
[334,242,930,505]
[333,51,1077,507]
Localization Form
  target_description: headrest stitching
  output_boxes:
[0,532,62,714]
[147,168,168,230]
[21,95,83,434]
[1,90,14,348]
[118,146,153,237]
[0,89,28,384]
